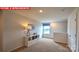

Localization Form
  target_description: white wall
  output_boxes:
[67,8,77,52]
[34,23,42,38]
[77,8,79,52]
[51,21,67,33]
[1,10,37,51]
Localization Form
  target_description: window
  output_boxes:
[43,23,50,34]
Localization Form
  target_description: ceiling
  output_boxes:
[15,7,76,23]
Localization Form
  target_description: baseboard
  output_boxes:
[55,41,67,45]
[11,46,27,52]
[42,37,54,39]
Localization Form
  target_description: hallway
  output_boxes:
[16,38,70,52]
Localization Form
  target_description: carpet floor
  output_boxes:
[17,38,70,52]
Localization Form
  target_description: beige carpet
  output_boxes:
[18,38,70,52]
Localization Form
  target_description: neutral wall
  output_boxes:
[0,11,3,51]
[2,10,37,51]
[51,21,67,33]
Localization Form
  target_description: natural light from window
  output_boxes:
[43,24,50,34]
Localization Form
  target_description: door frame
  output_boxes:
[76,9,78,52]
